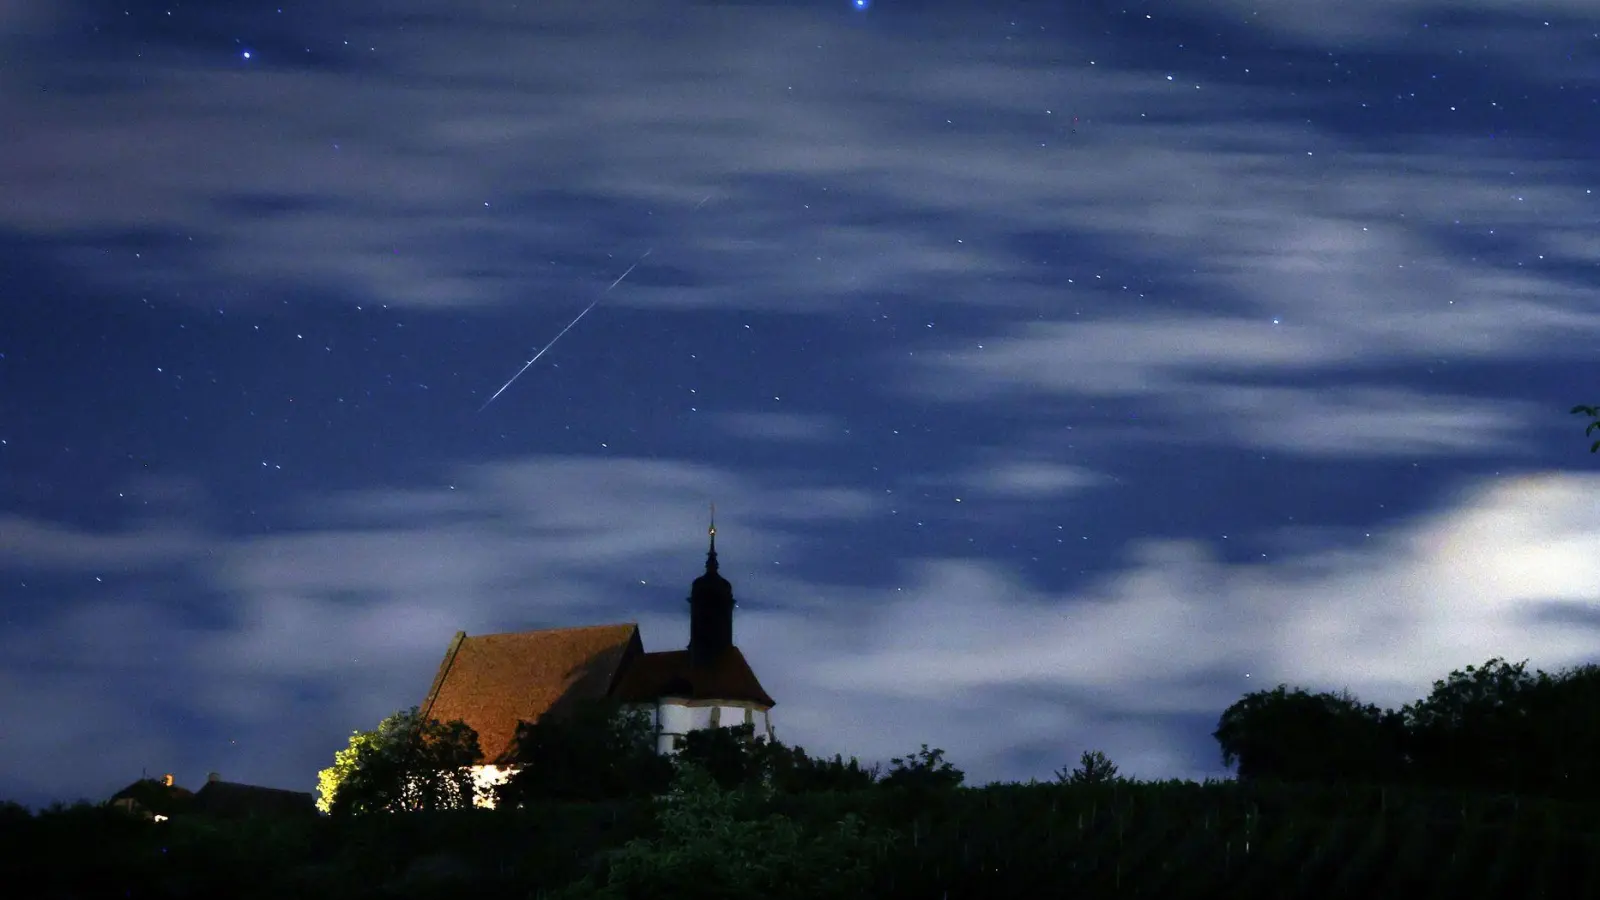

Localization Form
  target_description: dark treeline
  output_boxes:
[1216,657,1600,801]
[4,655,1599,899]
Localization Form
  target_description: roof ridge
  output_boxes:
[203,781,312,795]
[420,621,647,764]
[472,621,639,639]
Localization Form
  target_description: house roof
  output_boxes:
[611,646,776,709]
[419,623,645,764]
[192,781,316,819]
[108,778,194,816]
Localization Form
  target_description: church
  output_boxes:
[418,520,775,802]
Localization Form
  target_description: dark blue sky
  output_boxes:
[2,0,1598,806]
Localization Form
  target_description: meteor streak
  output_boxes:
[477,248,651,412]
[478,194,715,412]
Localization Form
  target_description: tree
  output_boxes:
[674,725,880,794]
[1216,659,1600,800]
[1522,661,1600,799]
[880,744,963,790]
[1571,404,1600,452]
[1056,750,1120,786]
[316,707,483,815]
[1214,685,1407,784]
[496,700,674,806]
[0,799,30,829]
[765,743,879,794]
[551,762,894,900]
[1402,657,1552,794]
[674,723,768,790]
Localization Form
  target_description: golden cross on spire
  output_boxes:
[705,502,719,567]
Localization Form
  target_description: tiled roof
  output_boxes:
[419,623,644,764]
[108,779,194,816]
[191,781,316,819]
[611,646,776,709]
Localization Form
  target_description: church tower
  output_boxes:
[687,507,735,667]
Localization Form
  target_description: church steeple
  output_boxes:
[687,504,734,667]
[706,504,718,572]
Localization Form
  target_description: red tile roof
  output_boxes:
[611,647,775,709]
[420,624,776,764]
[419,623,644,764]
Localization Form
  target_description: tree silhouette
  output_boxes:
[551,762,893,900]
[674,722,767,790]
[880,744,964,790]
[497,700,673,805]
[1056,750,1120,786]
[1571,404,1600,452]
[766,743,879,793]
[317,706,483,815]
[1214,685,1407,784]
[1401,657,1542,793]
[1524,662,1600,799]
[1214,658,1600,800]
[0,799,29,829]
[1402,657,1600,799]
[672,725,880,793]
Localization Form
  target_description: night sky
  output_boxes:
[3,0,1599,807]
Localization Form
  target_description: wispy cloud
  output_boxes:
[1171,386,1539,458]
[909,459,1111,500]
[3,1,1590,362]
[1171,0,1600,47]
[714,412,843,443]
[750,473,1600,775]
[960,461,1109,498]
[0,517,206,571]
[5,3,1595,488]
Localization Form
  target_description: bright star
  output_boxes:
[852,0,870,9]
[241,50,252,60]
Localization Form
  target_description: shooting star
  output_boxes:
[477,194,715,412]
[477,249,651,412]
